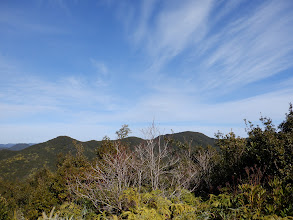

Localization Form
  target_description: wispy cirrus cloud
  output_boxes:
[196,0,293,93]
[131,0,213,73]
[132,0,156,46]
[0,74,116,123]
[112,0,293,137]
[127,0,293,95]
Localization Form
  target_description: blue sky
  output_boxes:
[0,0,293,143]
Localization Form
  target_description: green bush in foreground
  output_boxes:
[0,194,9,220]
[40,177,292,220]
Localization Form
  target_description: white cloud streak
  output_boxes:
[131,0,213,73]
[196,0,293,93]
[129,0,293,94]
[0,74,116,122]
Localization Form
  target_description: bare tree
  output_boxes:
[70,141,137,212]
[168,140,218,193]
[195,146,218,189]
[68,123,218,213]
[133,122,179,191]
[68,126,135,213]
[170,151,201,193]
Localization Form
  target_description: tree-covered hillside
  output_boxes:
[0,105,292,219]
[0,132,214,181]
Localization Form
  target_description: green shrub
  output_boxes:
[0,194,9,220]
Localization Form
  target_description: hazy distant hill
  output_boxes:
[0,144,15,149]
[0,132,214,181]
[9,143,34,151]
[0,143,35,151]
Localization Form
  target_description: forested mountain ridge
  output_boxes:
[0,132,214,181]
[0,136,100,181]
[164,131,216,147]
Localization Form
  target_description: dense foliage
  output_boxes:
[0,105,292,219]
